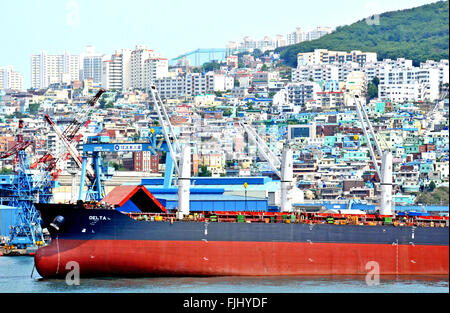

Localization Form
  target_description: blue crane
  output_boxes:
[0,120,54,250]
[78,128,173,202]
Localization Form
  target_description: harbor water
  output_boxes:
[0,256,448,293]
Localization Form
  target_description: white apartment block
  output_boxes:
[0,66,24,91]
[285,82,322,107]
[306,27,332,41]
[130,45,158,90]
[292,64,339,82]
[154,72,234,99]
[31,51,80,89]
[82,56,103,85]
[154,76,185,99]
[378,66,440,102]
[292,62,360,83]
[80,45,104,85]
[379,82,426,103]
[143,58,169,88]
[297,49,377,66]
[185,72,215,96]
[286,27,306,45]
[420,59,449,85]
[102,49,132,91]
[286,27,331,46]
[275,34,287,48]
[212,73,234,91]
[364,58,414,82]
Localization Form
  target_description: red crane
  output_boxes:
[30,89,105,181]
[0,120,34,165]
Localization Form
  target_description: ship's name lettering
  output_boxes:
[89,216,107,221]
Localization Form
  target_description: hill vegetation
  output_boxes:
[415,186,449,205]
[276,1,449,67]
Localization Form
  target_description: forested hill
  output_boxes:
[276,0,449,67]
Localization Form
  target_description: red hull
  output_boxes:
[35,239,449,277]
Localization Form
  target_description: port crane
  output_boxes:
[239,121,299,212]
[0,87,104,249]
[77,86,187,205]
[31,89,105,183]
[148,85,190,218]
[352,93,393,215]
[0,120,48,249]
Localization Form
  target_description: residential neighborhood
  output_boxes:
[1,41,448,206]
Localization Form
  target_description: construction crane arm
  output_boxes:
[32,90,105,181]
[62,89,106,141]
[239,121,281,178]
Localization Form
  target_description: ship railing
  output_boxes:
[122,211,449,227]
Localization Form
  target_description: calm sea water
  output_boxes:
[0,256,448,293]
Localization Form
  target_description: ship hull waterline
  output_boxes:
[35,239,448,278]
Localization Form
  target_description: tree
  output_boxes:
[372,76,380,87]
[261,64,268,71]
[275,1,449,67]
[98,97,107,108]
[198,165,211,177]
[223,108,233,116]
[367,83,378,100]
[428,180,436,192]
[202,61,221,72]
[0,168,13,174]
[28,102,41,115]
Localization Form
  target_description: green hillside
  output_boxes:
[277,1,449,67]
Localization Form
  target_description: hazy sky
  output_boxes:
[0,0,439,87]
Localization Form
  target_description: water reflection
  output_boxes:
[34,274,449,293]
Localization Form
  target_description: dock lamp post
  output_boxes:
[244,182,248,211]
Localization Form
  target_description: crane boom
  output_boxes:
[44,114,95,180]
[354,95,381,178]
[352,94,392,215]
[148,85,180,175]
[62,89,106,141]
[32,89,105,182]
[239,121,281,178]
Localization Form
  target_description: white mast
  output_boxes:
[177,145,191,219]
[280,149,293,212]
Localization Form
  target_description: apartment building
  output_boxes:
[81,46,104,85]
[285,82,321,107]
[154,76,186,99]
[420,59,449,85]
[102,49,132,91]
[31,51,80,89]
[0,66,23,91]
[286,27,307,45]
[297,49,377,66]
[143,58,168,87]
[378,66,440,102]
[130,45,157,89]
[292,64,339,82]
[316,91,345,110]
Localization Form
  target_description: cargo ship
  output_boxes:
[33,199,449,278]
